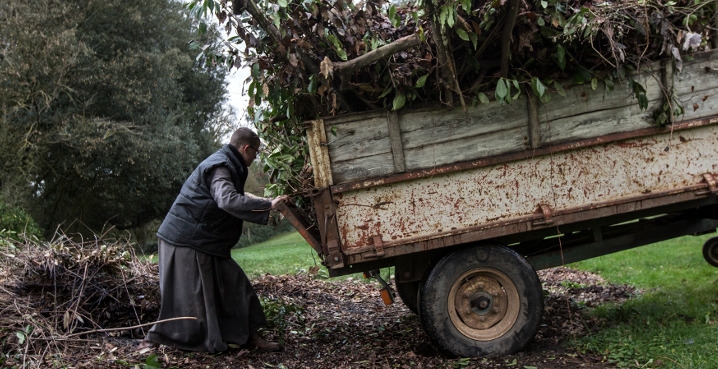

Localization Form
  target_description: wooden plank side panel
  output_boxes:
[537,74,661,144]
[403,125,527,170]
[325,115,393,182]
[325,115,389,162]
[331,152,396,184]
[673,52,718,121]
[400,97,529,171]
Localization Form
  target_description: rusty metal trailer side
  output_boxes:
[283,118,718,274]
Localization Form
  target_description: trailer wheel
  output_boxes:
[418,244,543,357]
[394,280,419,314]
[703,237,718,267]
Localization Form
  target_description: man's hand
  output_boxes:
[270,195,289,209]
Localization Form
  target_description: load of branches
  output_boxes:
[0,232,159,366]
[192,0,717,196]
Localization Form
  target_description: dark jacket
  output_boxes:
[156,145,267,257]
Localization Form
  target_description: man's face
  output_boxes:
[240,142,260,166]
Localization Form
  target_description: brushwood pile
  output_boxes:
[203,0,717,196]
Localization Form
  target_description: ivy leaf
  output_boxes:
[456,28,469,41]
[469,32,478,49]
[439,5,448,26]
[392,92,406,111]
[388,5,399,27]
[378,86,393,98]
[637,93,648,110]
[415,74,429,88]
[556,44,566,71]
[326,34,348,61]
[277,0,288,7]
[144,354,162,369]
[477,92,490,104]
[16,332,26,345]
[495,78,508,100]
[308,75,318,93]
[531,77,546,97]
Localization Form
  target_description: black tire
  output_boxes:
[395,279,420,314]
[418,244,543,357]
[703,237,718,267]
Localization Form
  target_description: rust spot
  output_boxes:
[693,103,700,111]
[617,142,651,148]
[679,136,688,143]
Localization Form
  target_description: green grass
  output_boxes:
[569,234,718,368]
[231,231,324,279]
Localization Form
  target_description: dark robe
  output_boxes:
[145,239,266,352]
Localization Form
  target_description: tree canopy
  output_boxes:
[0,0,232,237]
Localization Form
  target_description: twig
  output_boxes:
[62,316,197,338]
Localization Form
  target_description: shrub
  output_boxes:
[0,199,42,241]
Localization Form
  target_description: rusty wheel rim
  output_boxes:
[447,268,520,341]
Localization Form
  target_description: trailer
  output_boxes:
[278,50,718,357]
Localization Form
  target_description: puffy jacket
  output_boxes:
[156,144,266,257]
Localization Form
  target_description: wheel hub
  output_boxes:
[448,268,520,341]
[455,275,509,330]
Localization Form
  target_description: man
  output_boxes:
[141,127,287,352]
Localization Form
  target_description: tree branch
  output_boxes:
[500,0,520,78]
[236,0,320,75]
[333,34,421,75]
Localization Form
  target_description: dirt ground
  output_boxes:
[36,266,635,369]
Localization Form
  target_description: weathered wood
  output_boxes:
[537,72,663,145]
[325,114,389,163]
[673,51,718,121]
[331,152,396,184]
[387,111,406,173]
[306,119,333,187]
[527,93,540,149]
[400,99,529,171]
[318,50,718,185]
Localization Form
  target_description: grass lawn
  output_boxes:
[569,234,718,369]
[234,231,718,368]
[231,231,325,279]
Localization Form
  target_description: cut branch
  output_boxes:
[333,34,421,75]
[500,0,520,78]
